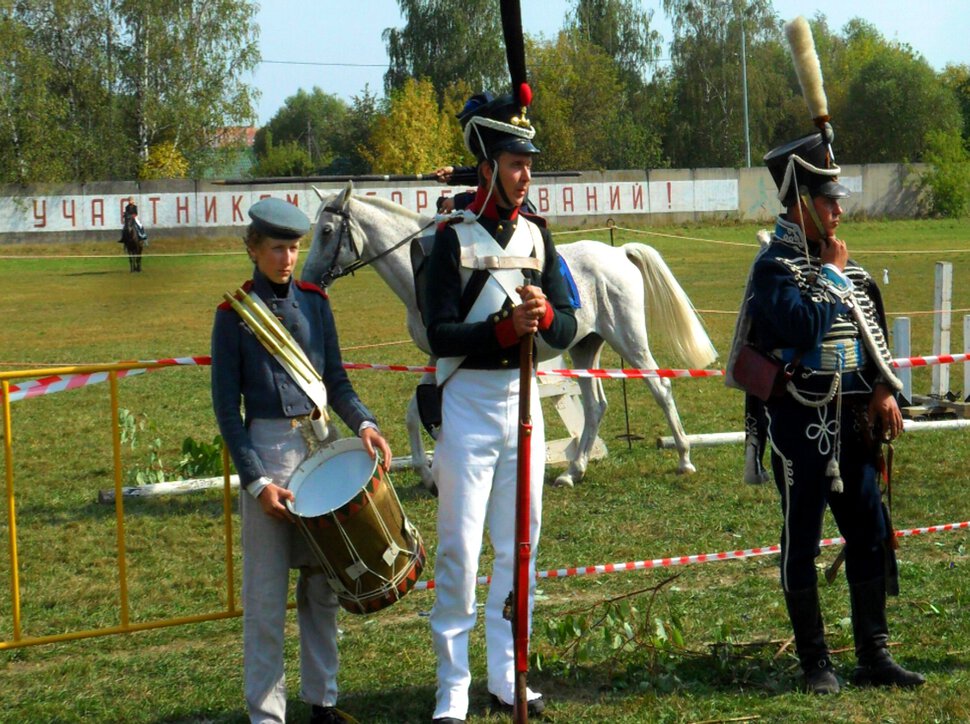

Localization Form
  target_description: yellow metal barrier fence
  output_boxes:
[0,361,239,650]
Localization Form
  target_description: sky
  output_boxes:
[251,0,969,125]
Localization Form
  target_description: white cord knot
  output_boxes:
[826,457,844,493]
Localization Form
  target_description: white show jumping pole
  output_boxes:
[657,419,970,450]
[932,262,952,397]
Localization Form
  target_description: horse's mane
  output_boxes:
[349,189,428,223]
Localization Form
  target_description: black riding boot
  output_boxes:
[784,587,840,694]
[849,578,925,688]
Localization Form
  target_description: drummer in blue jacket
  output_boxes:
[211,197,391,724]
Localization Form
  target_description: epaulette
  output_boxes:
[217,279,254,310]
[295,279,329,299]
[520,211,547,229]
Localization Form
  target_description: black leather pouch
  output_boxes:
[416,383,443,439]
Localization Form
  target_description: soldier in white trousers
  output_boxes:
[422,91,578,723]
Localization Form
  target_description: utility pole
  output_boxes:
[740,6,752,168]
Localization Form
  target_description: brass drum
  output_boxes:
[286,438,425,614]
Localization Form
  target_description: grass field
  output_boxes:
[1,218,969,723]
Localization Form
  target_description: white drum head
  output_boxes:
[287,438,377,517]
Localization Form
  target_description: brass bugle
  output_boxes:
[231,290,320,388]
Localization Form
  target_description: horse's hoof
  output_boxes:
[419,472,438,497]
[551,473,574,488]
[677,462,697,475]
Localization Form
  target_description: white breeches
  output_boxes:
[243,418,339,723]
[430,369,545,719]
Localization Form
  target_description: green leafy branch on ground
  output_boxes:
[118,408,166,486]
[536,575,690,685]
[119,408,226,485]
[176,434,226,479]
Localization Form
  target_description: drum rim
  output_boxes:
[286,438,380,518]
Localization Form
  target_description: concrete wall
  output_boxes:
[0,163,926,244]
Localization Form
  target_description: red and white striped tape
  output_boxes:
[3,352,968,401]
[3,356,211,402]
[412,520,969,591]
[343,362,436,374]
[8,369,147,400]
[892,352,969,369]
[537,367,723,380]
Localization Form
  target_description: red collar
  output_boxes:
[466,186,519,222]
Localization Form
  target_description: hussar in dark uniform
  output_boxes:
[729,127,925,694]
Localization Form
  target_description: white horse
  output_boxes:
[301,184,717,490]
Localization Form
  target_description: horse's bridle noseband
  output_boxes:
[316,201,436,288]
[317,203,360,288]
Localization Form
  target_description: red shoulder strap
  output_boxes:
[217,279,254,310]
[295,279,329,299]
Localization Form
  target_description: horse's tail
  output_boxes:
[622,243,718,370]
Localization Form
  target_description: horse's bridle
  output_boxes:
[316,201,436,288]
[316,203,359,287]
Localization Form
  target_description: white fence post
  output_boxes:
[893,317,912,406]
[932,261,952,397]
[538,355,607,466]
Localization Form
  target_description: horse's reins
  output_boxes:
[319,203,436,286]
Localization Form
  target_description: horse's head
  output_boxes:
[301,183,365,288]
[301,182,434,291]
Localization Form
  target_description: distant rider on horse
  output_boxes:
[120,197,148,244]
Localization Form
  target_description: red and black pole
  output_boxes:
[512,328,534,723]
[500,2,535,719]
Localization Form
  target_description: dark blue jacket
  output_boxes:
[211,270,376,488]
[749,216,893,395]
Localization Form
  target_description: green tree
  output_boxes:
[918,129,970,217]
[340,86,384,174]
[773,16,961,165]
[440,79,476,167]
[254,88,351,174]
[2,0,132,180]
[0,8,74,183]
[0,0,257,183]
[116,0,259,178]
[250,131,314,178]
[940,64,970,150]
[661,0,786,168]
[529,32,662,170]
[565,0,662,90]
[362,78,457,174]
[563,0,667,168]
[840,46,961,163]
[383,0,506,99]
